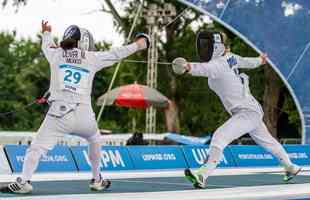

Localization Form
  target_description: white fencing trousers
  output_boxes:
[21,101,102,181]
[210,109,292,167]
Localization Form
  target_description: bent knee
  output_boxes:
[86,132,101,144]
[210,132,230,151]
[210,140,227,151]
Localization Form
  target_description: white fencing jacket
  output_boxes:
[42,31,141,105]
[189,53,264,115]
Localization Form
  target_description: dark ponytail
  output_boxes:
[60,39,78,50]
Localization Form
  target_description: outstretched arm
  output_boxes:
[233,53,267,69]
[172,57,221,79]
[41,20,58,61]
[93,42,140,69]
[94,34,149,71]
[188,62,221,79]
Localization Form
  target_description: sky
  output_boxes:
[0,0,123,46]
[0,0,215,47]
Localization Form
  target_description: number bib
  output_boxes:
[58,64,91,94]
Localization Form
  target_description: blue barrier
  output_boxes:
[70,146,134,171]
[284,145,310,165]
[0,146,11,174]
[127,146,188,169]
[182,145,236,168]
[5,145,77,172]
[229,145,279,167]
[4,145,310,173]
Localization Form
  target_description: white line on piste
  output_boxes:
[114,179,193,186]
[1,167,310,183]
[2,183,310,200]
[114,179,236,188]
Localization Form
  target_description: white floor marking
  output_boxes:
[1,167,310,200]
[2,166,309,183]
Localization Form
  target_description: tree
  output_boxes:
[0,0,301,139]
[263,67,281,138]
[0,32,49,130]
[1,0,26,11]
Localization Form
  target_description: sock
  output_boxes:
[271,145,293,171]
[197,146,223,180]
[88,142,101,181]
[261,141,293,171]
[21,147,45,181]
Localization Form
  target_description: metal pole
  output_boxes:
[96,1,144,123]
[143,3,176,133]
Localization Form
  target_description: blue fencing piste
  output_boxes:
[178,0,310,144]
[5,145,77,172]
[229,145,279,167]
[70,146,134,171]
[127,146,188,169]
[182,145,236,168]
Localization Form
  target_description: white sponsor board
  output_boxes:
[0,145,11,174]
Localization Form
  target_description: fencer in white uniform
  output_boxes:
[1,21,150,194]
[172,31,301,189]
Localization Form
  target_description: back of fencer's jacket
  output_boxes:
[41,31,139,105]
[189,53,264,115]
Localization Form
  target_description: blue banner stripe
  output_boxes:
[283,145,310,165]
[127,146,188,169]
[71,146,134,171]
[4,145,310,173]
[5,145,77,172]
[229,145,279,167]
[59,64,90,73]
[182,145,236,168]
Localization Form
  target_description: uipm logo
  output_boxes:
[192,148,228,165]
[101,150,125,167]
[83,149,125,168]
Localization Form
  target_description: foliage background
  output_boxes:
[0,0,301,139]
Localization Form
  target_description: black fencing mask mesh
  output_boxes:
[196,31,225,62]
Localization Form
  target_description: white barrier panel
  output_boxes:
[0,145,12,174]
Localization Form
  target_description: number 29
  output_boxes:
[64,70,81,84]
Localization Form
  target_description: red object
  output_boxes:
[36,97,48,104]
[97,83,169,109]
[115,84,148,108]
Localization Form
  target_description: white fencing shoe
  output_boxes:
[283,164,302,182]
[184,168,207,189]
[0,177,33,194]
[89,175,111,191]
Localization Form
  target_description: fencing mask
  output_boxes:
[196,31,226,62]
[60,25,96,51]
